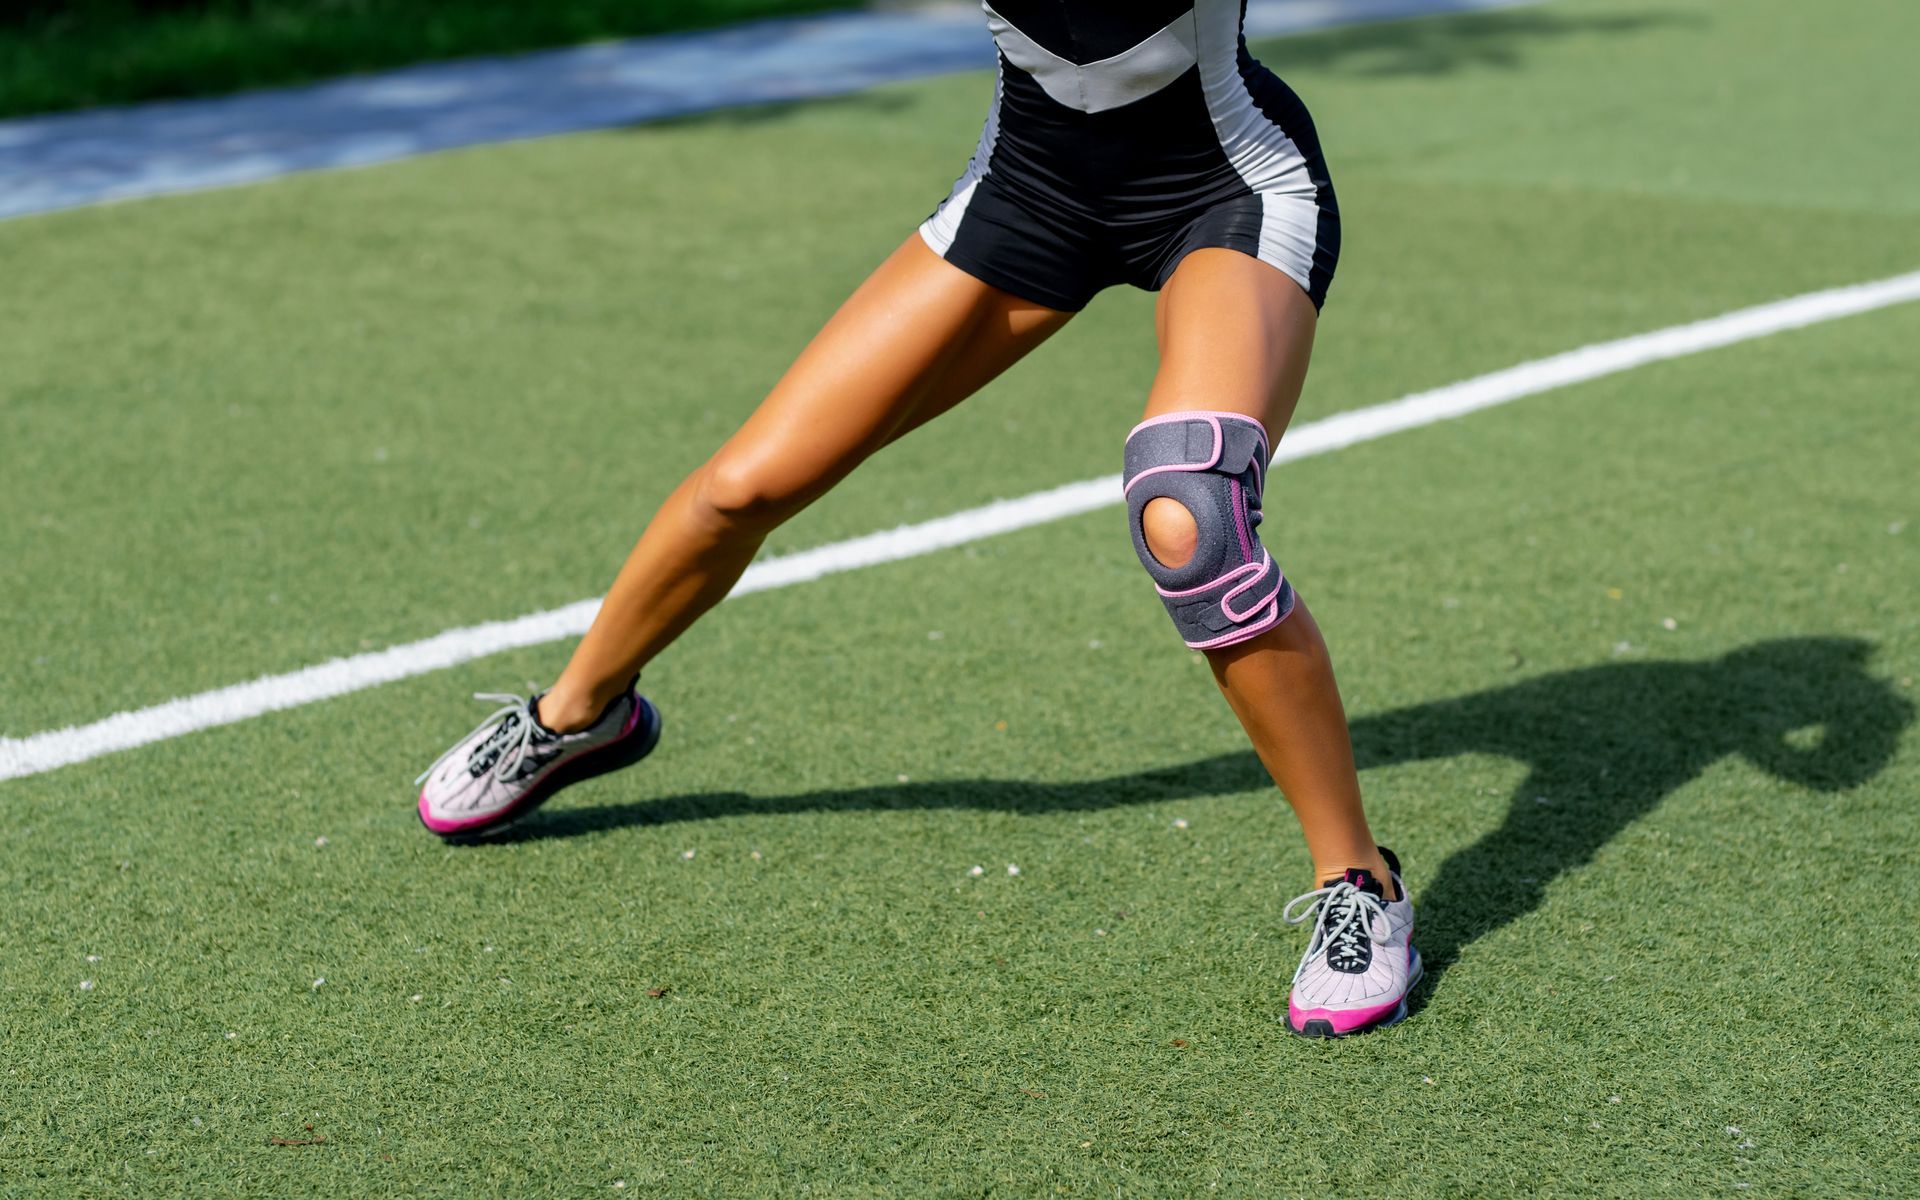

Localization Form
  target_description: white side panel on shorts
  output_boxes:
[919,68,1003,256]
[1256,191,1320,297]
[1193,0,1313,197]
[982,5,1199,114]
[1193,0,1320,291]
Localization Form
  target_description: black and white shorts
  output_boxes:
[919,1,1341,314]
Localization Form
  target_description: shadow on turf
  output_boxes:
[639,87,914,131]
[1264,7,1705,79]
[1359,636,1910,1006]
[629,8,1703,136]
[495,636,1910,988]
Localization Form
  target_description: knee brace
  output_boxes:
[1124,411,1295,649]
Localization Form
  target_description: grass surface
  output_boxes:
[4,0,1920,1194]
[0,0,850,119]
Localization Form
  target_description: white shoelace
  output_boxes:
[414,692,542,786]
[1283,880,1390,974]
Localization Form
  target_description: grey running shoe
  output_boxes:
[415,686,660,838]
[1284,847,1422,1038]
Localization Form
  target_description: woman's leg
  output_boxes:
[1139,249,1391,894]
[538,235,1073,730]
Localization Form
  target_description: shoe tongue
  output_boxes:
[525,695,561,740]
[1323,867,1385,900]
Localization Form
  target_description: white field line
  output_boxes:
[5,267,1920,782]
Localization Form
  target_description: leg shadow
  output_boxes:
[493,638,1910,981]
[498,748,1272,841]
[1350,637,1912,999]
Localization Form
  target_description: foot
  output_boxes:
[415,685,661,838]
[1283,846,1421,1038]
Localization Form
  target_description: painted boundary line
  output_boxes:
[0,0,1539,222]
[5,267,1919,782]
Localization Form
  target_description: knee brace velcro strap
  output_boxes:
[1124,411,1295,650]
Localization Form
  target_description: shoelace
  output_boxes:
[414,693,544,786]
[1282,881,1390,973]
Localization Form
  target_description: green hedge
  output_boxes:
[1,1,854,119]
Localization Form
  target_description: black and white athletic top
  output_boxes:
[920,0,1340,312]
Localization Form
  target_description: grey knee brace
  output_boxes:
[1124,411,1295,649]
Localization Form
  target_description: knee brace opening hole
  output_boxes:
[1141,497,1199,570]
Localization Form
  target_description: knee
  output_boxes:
[1140,496,1199,570]
[1124,412,1294,650]
[694,451,815,532]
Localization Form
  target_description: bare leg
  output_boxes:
[539,236,1072,730]
[1139,249,1392,894]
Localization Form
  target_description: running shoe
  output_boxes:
[1283,846,1421,1038]
[415,685,661,838]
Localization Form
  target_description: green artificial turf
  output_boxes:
[3,0,1919,1194]
[0,0,851,119]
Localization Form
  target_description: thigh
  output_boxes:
[712,234,1073,498]
[1142,247,1318,436]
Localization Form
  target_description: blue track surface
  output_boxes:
[0,0,1535,222]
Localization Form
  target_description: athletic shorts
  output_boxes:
[918,1,1341,314]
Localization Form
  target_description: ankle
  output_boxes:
[1314,852,1397,902]
[535,682,618,734]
